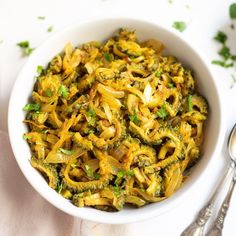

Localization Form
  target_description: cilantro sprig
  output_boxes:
[156,105,168,119]
[172,21,187,32]
[129,113,140,125]
[23,103,41,112]
[17,41,35,56]
[58,85,69,98]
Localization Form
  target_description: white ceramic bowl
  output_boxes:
[8,17,224,224]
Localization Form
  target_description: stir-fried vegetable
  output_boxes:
[23,29,208,211]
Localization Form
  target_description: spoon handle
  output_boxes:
[181,162,235,236]
[206,174,236,236]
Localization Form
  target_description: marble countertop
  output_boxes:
[1,0,236,235]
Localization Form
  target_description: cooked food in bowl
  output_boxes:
[23,29,208,211]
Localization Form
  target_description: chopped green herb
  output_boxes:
[156,105,168,119]
[218,46,231,60]
[188,95,193,111]
[212,60,233,68]
[57,183,63,193]
[47,25,53,32]
[129,113,139,125]
[17,41,35,56]
[172,21,187,32]
[85,164,93,177]
[94,172,101,180]
[168,82,174,88]
[58,85,69,98]
[37,16,46,20]
[23,134,31,140]
[104,52,111,62]
[77,192,84,198]
[214,31,227,44]
[58,148,75,155]
[37,65,44,75]
[155,70,162,78]
[230,3,236,19]
[117,171,125,178]
[17,41,29,48]
[23,103,41,112]
[86,108,96,125]
[45,89,52,97]
[113,186,122,197]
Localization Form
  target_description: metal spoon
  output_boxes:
[181,124,236,236]
[206,171,236,236]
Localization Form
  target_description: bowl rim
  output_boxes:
[8,16,225,224]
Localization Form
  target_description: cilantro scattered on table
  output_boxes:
[17,41,35,56]
[47,25,53,32]
[172,21,187,32]
[230,3,236,19]
[37,16,46,20]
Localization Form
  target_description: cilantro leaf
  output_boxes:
[104,52,111,62]
[45,89,52,97]
[23,134,31,140]
[58,85,69,98]
[94,172,100,180]
[17,41,29,48]
[129,113,139,125]
[58,148,75,155]
[218,45,231,60]
[86,108,96,125]
[214,31,227,44]
[57,183,63,193]
[187,95,193,112]
[23,103,41,112]
[172,21,187,32]
[85,164,93,177]
[155,70,162,78]
[230,3,236,19]
[156,105,168,119]
[37,65,44,75]
[37,16,46,20]
[113,186,122,197]
[47,26,53,32]
[17,41,34,56]
[212,60,234,68]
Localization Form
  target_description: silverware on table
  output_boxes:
[181,124,236,236]
[206,172,236,236]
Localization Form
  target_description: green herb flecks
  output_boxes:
[156,105,168,119]
[230,3,236,19]
[45,89,52,97]
[23,134,31,140]
[85,164,93,178]
[37,65,44,75]
[104,52,112,62]
[129,113,140,125]
[47,25,53,32]
[187,95,193,112]
[86,108,96,126]
[57,183,63,193]
[212,29,236,68]
[58,85,69,98]
[172,21,187,32]
[155,69,162,78]
[37,16,46,20]
[214,31,227,44]
[17,41,35,56]
[23,103,41,112]
[58,148,75,155]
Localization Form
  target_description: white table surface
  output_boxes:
[1,0,236,235]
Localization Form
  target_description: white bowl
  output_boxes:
[8,17,224,224]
